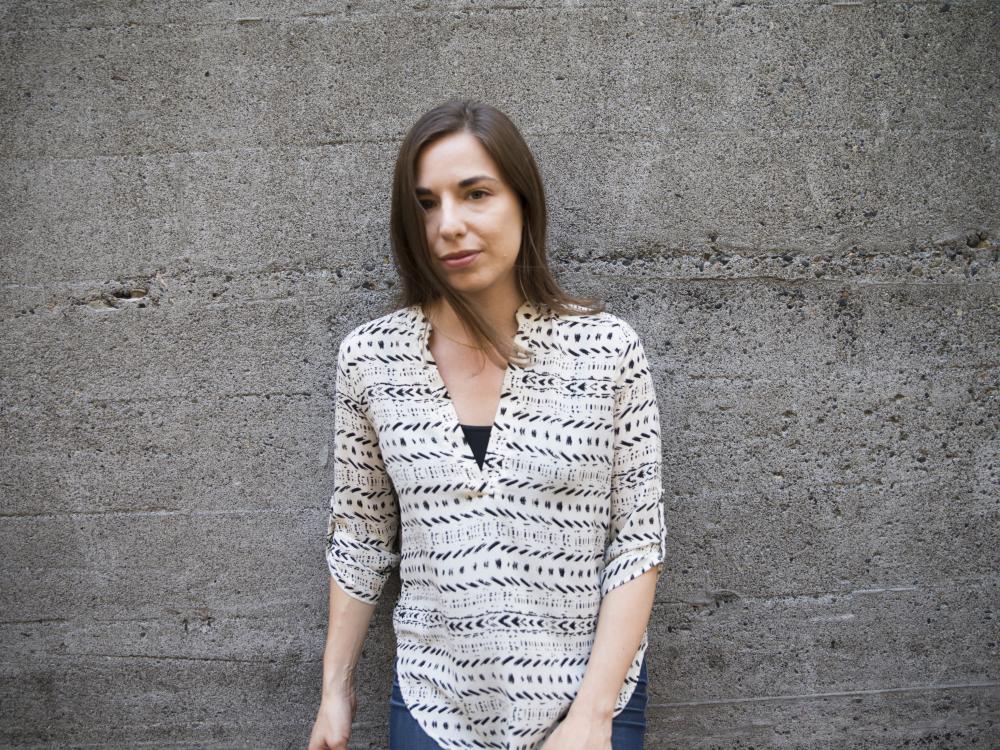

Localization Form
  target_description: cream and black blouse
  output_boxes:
[325,298,667,749]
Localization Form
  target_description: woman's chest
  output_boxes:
[360,350,618,493]
[432,350,507,426]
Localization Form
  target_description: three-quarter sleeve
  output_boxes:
[599,322,667,600]
[325,337,401,605]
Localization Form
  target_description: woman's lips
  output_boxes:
[441,251,480,269]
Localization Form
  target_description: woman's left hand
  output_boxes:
[538,709,612,750]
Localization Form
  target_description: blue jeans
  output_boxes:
[389,654,647,749]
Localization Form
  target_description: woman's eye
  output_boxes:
[418,190,487,209]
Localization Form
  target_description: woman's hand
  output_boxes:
[307,683,357,750]
[538,708,613,750]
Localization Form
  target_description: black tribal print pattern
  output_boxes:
[325,299,667,750]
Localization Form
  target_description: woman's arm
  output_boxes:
[322,335,402,691]
[575,319,667,717]
[310,578,377,750]
[311,337,400,748]
[322,577,377,697]
[566,565,661,718]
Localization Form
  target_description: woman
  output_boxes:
[309,100,666,750]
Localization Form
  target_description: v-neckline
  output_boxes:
[412,299,536,481]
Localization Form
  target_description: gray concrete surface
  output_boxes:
[1,0,997,747]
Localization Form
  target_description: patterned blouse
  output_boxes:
[325,298,667,750]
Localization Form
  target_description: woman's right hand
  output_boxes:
[307,683,357,750]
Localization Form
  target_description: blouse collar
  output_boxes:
[407,298,548,340]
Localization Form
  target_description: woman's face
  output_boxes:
[415,130,524,300]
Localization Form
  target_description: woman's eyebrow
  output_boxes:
[415,175,499,195]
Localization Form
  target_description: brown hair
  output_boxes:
[388,98,604,367]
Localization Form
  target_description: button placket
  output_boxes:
[413,299,545,506]
[416,299,537,487]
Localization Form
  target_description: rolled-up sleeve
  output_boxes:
[599,322,667,600]
[325,337,401,605]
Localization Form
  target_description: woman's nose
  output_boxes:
[438,197,466,237]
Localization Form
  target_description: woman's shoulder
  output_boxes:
[337,305,416,356]
[550,304,643,351]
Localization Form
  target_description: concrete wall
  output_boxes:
[1,0,997,747]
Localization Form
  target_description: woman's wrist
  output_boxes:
[322,665,355,698]
[566,690,616,722]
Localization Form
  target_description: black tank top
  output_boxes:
[459,423,492,469]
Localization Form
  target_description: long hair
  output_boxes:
[388,98,604,367]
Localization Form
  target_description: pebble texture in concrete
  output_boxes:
[1,1,997,748]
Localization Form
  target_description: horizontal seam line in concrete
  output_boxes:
[2,394,323,406]
[652,680,1000,708]
[0,508,322,519]
[6,651,301,663]
[4,276,999,297]
[661,578,1000,603]
[2,126,999,161]
[588,274,999,286]
[1,0,993,34]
